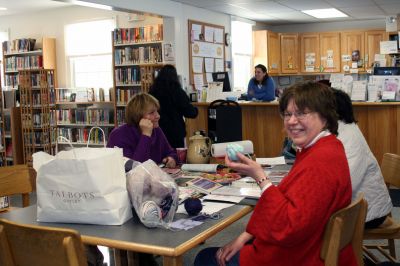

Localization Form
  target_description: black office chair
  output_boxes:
[207,100,242,143]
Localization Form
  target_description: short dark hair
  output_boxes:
[331,88,357,124]
[279,81,338,135]
[125,93,160,126]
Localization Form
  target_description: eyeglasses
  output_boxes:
[281,111,313,121]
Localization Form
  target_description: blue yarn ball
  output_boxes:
[184,198,202,216]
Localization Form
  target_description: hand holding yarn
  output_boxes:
[226,143,245,161]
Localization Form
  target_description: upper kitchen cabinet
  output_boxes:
[253,30,280,74]
[280,33,299,74]
[319,32,341,73]
[341,31,365,72]
[300,33,320,73]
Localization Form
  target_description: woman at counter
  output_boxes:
[247,64,275,101]
[194,81,355,266]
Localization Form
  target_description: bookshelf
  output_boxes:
[19,69,56,165]
[112,25,165,126]
[0,73,5,166]
[55,88,114,147]
[2,37,57,90]
[2,37,56,165]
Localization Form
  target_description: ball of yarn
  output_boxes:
[140,201,162,228]
[226,143,244,161]
[184,198,203,216]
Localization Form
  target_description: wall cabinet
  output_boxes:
[252,30,280,74]
[319,32,341,73]
[365,30,387,70]
[300,33,320,73]
[280,33,299,73]
[340,31,365,72]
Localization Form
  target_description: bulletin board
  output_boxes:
[188,20,225,91]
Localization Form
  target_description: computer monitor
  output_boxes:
[373,67,400,75]
[212,72,231,92]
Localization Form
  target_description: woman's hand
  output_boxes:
[225,153,266,183]
[139,118,153,137]
[216,232,253,266]
[163,156,176,168]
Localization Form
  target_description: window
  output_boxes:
[65,19,115,88]
[231,20,253,92]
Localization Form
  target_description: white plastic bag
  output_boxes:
[126,160,179,228]
[33,147,132,225]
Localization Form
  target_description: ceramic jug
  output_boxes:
[187,132,211,164]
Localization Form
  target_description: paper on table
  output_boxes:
[202,194,244,203]
[211,186,261,199]
[256,156,286,165]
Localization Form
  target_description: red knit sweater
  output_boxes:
[240,135,355,266]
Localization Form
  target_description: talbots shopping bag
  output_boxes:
[33,147,132,225]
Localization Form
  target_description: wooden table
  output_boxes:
[0,204,252,266]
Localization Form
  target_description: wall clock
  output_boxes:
[225,33,230,46]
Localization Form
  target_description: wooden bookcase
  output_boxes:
[19,69,56,165]
[2,37,56,165]
[112,26,165,126]
[55,88,114,148]
[0,73,5,166]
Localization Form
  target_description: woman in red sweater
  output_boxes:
[194,82,355,266]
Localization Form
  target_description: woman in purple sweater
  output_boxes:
[107,93,177,168]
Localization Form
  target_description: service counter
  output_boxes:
[185,101,400,162]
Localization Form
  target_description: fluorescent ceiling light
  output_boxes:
[74,1,112,11]
[302,8,348,19]
[0,7,7,11]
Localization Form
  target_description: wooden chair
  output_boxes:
[0,218,87,266]
[320,194,368,266]
[363,153,400,263]
[0,165,33,211]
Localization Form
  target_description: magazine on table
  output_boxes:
[185,176,223,194]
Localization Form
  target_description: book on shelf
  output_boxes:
[114,25,163,44]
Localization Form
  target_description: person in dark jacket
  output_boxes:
[149,64,198,148]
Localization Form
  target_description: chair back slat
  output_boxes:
[0,218,87,266]
[381,153,400,188]
[321,194,367,266]
[0,165,33,208]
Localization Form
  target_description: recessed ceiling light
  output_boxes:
[302,8,348,19]
[0,7,7,11]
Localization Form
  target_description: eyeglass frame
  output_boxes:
[281,111,314,121]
